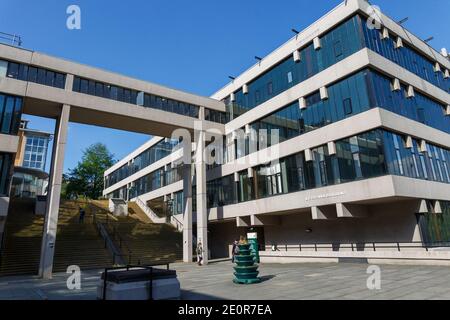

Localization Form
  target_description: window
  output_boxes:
[55,73,65,89]
[18,64,28,81]
[72,76,80,92]
[255,90,261,103]
[88,80,96,95]
[95,82,103,97]
[28,67,38,82]
[37,68,46,84]
[0,60,7,77]
[334,40,343,57]
[343,98,353,115]
[80,79,88,94]
[45,71,55,86]
[287,72,293,84]
[6,63,19,78]
[267,82,273,95]
[0,153,13,196]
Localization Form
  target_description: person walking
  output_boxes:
[231,239,239,263]
[196,241,204,266]
[239,235,247,245]
[78,206,86,223]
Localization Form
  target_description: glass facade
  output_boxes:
[172,191,184,215]
[231,15,366,118]
[2,60,66,89]
[383,132,450,184]
[22,134,50,170]
[205,108,229,124]
[361,17,449,93]
[128,165,183,199]
[226,14,448,122]
[105,138,179,188]
[10,172,47,198]
[73,76,200,118]
[0,153,13,196]
[0,93,23,136]
[206,174,236,208]
[233,68,448,160]
[205,129,450,209]
[418,201,450,244]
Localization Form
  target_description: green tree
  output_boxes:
[65,143,115,199]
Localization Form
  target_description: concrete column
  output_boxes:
[196,130,208,264]
[39,104,70,279]
[182,142,193,263]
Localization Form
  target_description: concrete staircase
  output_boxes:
[0,199,114,277]
[0,199,44,276]
[90,200,183,265]
[52,201,113,272]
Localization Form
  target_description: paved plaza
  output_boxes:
[0,261,450,300]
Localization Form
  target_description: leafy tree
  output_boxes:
[65,143,115,199]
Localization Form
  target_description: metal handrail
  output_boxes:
[89,201,133,266]
[0,32,22,46]
[266,241,450,253]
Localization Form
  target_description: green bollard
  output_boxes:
[247,232,260,264]
[233,243,261,284]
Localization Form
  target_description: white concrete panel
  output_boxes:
[319,86,328,100]
[407,85,415,98]
[0,134,19,153]
[327,141,336,155]
[293,50,301,62]
[381,27,389,40]
[242,84,248,95]
[313,37,321,50]
[299,97,306,110]
[391,78,401,91]
[395,37,403,49]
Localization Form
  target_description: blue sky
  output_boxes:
[1,0,449,173]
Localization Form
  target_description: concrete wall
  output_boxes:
[263,200,421,246]
[208,221,243,259]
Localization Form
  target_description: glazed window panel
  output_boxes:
[0,94,23,135]
[0,153,13,196]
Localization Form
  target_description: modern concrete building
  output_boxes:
[0,0,449,278]
[10,120,51,198]
[103,0,450,264]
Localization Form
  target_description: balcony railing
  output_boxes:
[0,32,22,46]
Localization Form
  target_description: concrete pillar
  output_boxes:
[182,161,193,263]
[39,104,70,279]
[196,130,208,264]
[181,133,193,263]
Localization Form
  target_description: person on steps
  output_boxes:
[79,206,86,223]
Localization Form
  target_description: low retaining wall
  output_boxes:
[259,249,450,266]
